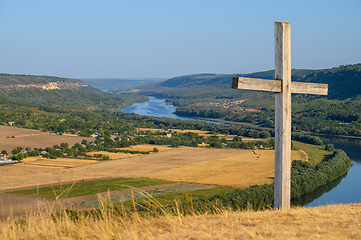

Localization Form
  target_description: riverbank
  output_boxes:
[125,96,361,140]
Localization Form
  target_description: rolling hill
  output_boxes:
[81,78,166,92]
[136,63,361,138]
[146,63,361,100]
[0,74,148,112]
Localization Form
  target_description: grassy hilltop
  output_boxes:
[1,203,360,239]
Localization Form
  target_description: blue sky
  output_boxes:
[0,0,360,79]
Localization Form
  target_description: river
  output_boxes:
[305,138,361,207]
[122,96,223,124]
[122,97,361,206]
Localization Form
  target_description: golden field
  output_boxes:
[121,144,174,152]
[1,144,308,190]
[21,157,98,168]
[89,151,141,160]
[0,125,93,152]
[148,149,307,188]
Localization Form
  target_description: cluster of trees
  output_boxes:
[7,138,153,161]
[290,149,351,198]
[291,133,323,145]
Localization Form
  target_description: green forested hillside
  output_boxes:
[151,64,361,99]
[0,74,148,112]
[139,63,361,138]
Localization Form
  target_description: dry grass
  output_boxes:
[0,147,248,190]
[89,151,141,160]
[121,144,173,152]
[241,136,268,142]
[21,157,98,168]
[1,201,360,239]
[0,164,108,190]
[0,126,93,152]
[148,150,307,188]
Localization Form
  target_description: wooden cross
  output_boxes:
[232,22,328,210]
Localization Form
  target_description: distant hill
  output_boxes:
[81,78,166,92]
[0,74,148,112]
[151,64,361,100]
[0,73,83,85]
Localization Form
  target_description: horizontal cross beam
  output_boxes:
[232,77,328,95]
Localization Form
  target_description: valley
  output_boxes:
[137,64,361,138]
[0,66,359,237]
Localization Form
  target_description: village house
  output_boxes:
[90,133,99,138]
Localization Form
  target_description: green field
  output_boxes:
[80,186,236,208]
[292,141,330,164]
[8,178,174,199]
[131,186,235,206]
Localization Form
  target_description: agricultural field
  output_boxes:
[8,178,175,199]
[137,127,265,141]
[0,147,257,190]
[148,149,307,188]
[0,161,106,190]
[0,145,308,191]
[293,141,330,164]
[21,157,98,168]
[0,125,94,152]
[0,141,319,219]
[121,144,174,152]
[89,151,141,160]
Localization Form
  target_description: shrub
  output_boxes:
[325,144,334,152]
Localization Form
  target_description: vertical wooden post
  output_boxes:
[274,22,291,210]
[233,21,327,210]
